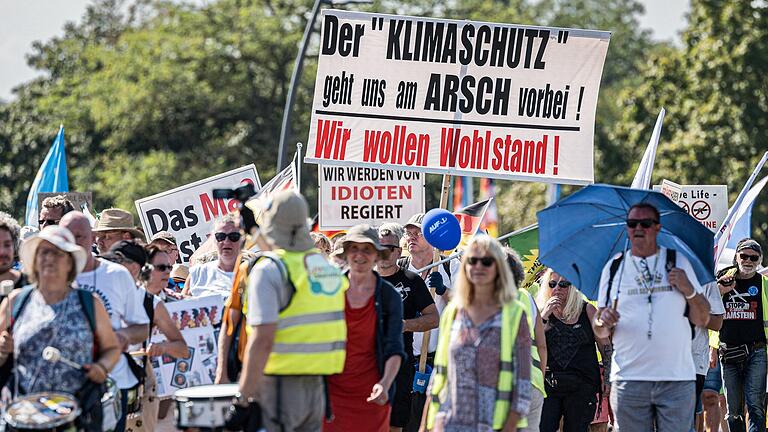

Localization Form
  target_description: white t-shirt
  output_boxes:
[408,258,461,356]
[597,247,703,382]
[76,258,149,389]
[187,261,235,300]
[692,281,725,375]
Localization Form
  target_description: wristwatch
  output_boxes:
[233,392,256,407]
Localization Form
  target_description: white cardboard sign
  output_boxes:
[304,10,611,185]
[654,184,728,233]
[135,165,261,263]
[319,165,425,230]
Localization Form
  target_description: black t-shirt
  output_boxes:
[720,273,765,346]
[383,269,434,359]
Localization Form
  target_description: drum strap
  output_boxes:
[323,376,333,421]
[273,376,286,432]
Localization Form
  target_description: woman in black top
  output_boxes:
[537,269,609,432]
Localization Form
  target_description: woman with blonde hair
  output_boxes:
[536,270,610,432]
[423,235,531,431]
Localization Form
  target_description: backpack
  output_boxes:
[397,255,452,280]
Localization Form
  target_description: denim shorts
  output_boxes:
[703,356,723,393]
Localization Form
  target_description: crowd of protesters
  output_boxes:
[0,192,764,432]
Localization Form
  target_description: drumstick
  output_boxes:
[129,350,147,357]
[43,346,83,370]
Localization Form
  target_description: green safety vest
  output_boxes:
[518,289,546,397]
[427,299,528,430]
[245,249,348,375]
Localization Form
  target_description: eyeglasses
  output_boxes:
[382,245,400,251]
[466,256,494,267]
[739,253,761,262]
[154,264,173,272]
[549,280,572,289]
[626,218,659,229]
[404,231,422,240]
[214,232,242,242]
[38,219,60,227]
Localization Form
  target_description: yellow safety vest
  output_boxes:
[245,249,348,375]
[427,299,528,430]
[518,289,546,397]
[710,275,768,348]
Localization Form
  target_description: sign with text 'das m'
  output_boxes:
[304,10,611,185]
[135,165,261,263]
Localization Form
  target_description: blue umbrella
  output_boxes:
[536,184,715,300]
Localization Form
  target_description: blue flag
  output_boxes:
[25,125,69,227]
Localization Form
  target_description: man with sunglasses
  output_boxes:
[186,214,243,300]
[593,203,710,432]
[716,238,767,432]
[38,195,75,228]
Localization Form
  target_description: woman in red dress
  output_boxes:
[324,224,405,432]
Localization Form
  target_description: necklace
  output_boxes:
[629,249,661,339]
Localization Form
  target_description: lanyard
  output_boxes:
[629,250,660,339]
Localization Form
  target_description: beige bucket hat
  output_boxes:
[94,208,146,241]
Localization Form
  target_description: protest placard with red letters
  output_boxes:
[304,10,611,185]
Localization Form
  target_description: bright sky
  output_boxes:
[0,0,690,102]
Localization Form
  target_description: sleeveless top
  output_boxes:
[545,302,600,388]
[13,288,94,395]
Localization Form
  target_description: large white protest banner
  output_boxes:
[135,165,261,263]
[654,184,728,233]
[149,296,224,397]
[303,10,610,185]
[319,165,425,229]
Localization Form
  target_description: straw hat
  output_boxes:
[93,208,146,241]
[20,226,88,277]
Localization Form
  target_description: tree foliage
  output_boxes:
[1,0,765,248]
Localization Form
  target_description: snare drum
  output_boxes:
[101,378,121,432]
[174,384,238,429]
[3,392,80,431]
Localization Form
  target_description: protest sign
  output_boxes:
[658,179,682,203]
[38,192,92,214]
[318,165,425,229]
[149,296,224,397]
[304,10,611,185]
[653,184,727,232]
[135,165,261,263]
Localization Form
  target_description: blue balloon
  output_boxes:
[422,208,461,251]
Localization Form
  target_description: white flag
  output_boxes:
[631,108,665,189]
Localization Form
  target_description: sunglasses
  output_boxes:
[466,256,494,267]
[214,232,242,242]
[38,219,60,227]
[739,253,761,262]
[549,280,572,289]
[626,218,659,229]
[154,264,173,272]
[382,245,400,251]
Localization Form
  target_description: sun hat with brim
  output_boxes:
[20,225,88,277]
[170,264,189,281]
[93,208,146,241]
[404,213,425,230]
[339,224,391,259]
[261,190,315,252]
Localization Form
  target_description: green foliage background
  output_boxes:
[0,0,766,247]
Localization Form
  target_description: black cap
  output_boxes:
[103,240,147,266]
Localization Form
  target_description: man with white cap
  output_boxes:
[227,191,347,432]
[60,212,149,432]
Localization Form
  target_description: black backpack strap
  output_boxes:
[665,249,676,273]
[605,252,625,308]
[11,286,35,329]
[142,292,155,331]
[397,256,411,272]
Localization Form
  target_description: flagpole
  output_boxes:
[295,142,303,192]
